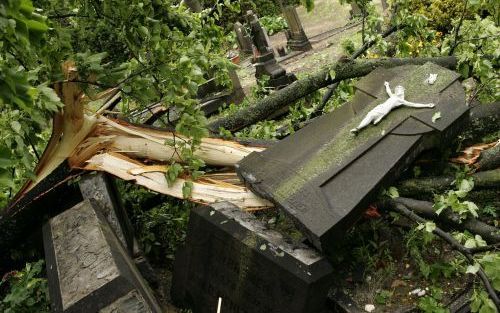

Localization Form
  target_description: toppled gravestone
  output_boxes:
[43,200,161,312]
[171,202,333,313]
[237,62,469,253]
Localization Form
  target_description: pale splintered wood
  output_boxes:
[68,116,264,169]
[85,153,272,209]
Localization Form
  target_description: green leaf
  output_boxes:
[466,263,480,274]
[425,221,436,233]
[182,181,193,199]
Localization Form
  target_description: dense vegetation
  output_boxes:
[0,0,498,312]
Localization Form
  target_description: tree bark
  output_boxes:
[387,197,500,244]
[208,56,457,133]
[476,144,500,171]
[397,169,500,196]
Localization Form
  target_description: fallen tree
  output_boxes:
[208,56,458,132]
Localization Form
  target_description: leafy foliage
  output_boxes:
[259,15,288,35]
[0,260,50,313]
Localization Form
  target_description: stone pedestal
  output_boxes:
[283,6,312,52]
[171,202,333,313]
[43,200,161,312]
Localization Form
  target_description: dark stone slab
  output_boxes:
[236,63,469,253]
[0,163,82,269]
[171,202,333,313]
[43,200,161,313]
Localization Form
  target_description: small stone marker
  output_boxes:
[237,62,468,253]
[43,200,161,313]
[282,6,312,52]
[171,202,333,313]
[246,10,296,89]
[234,22,253,54]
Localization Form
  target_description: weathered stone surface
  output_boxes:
[283,6,312,52]
[43,200,161,313]
[234,22,253,54]
[79,172,135,255]
[171,202,333,313]
[237,63,469,253]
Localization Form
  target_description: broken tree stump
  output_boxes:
[171,202,333,313]
[237,62,469,253]
[43,200,162,312]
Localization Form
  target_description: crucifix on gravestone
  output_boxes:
[237,62,469,254]
[282,6,312,52]
[245,10,296,89]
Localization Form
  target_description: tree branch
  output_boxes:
[208,56,457,133]
[380,199,500,307]
[387,197,500,244]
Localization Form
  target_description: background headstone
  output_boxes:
[234,22,253,54]
[237,63,469,254]
[171,202,333,313]
[246,10,296,89]
[282,6,312,52]
[43,200,162,313]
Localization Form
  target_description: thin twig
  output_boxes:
[449,0,469,56]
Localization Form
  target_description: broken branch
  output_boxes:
[381,199,500,307]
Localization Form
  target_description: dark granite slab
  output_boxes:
[43,200,161,313]
[171,202,333,313]
[236,63,469,253]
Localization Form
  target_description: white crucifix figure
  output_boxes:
[350,81,435,135]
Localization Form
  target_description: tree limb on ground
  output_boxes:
[385,197,500,244]
[476,144,500,171]
[208,56,457,133]
[397,169,500,196]
[380,199,500,307]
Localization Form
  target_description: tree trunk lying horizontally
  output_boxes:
[208,56,458,133]
[397,169,500,196]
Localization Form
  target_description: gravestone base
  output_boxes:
[287,34,313,52]
[255,53,296,89]
[171,202,333,313]
[43,200,161,313]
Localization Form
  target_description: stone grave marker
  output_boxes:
[282,6,312,52]
[43,200,162,313]
[79,172,159,287]
[234,22,253,54]
[171,202,333,313]
[246,10,296,89]
[79,172,135,255]
[237,62,469,253]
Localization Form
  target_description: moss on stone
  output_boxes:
[274,63,458,201]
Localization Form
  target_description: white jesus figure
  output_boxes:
[350,81,435,135]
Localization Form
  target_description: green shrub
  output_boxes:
[0,260,50,313]
[260,15,289,35]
